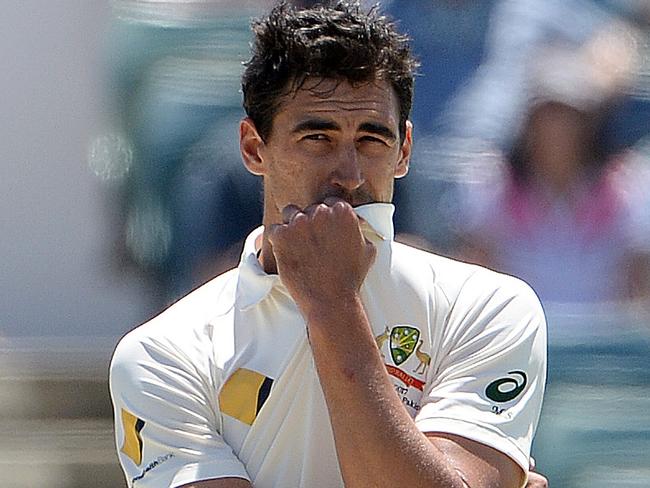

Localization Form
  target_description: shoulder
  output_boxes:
[446,263,545,351]
[392,241,529,293]
[392,241,542,318]
[110,269,239,385]
[401,249,546,386]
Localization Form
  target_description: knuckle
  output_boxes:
[313,203,330,219]
[333,199,349,211]
[291,212,310,230]
[306,203,324,217]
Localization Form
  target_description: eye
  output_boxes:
[302,133,330,142]
[359,135,387,145]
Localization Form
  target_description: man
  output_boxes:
[110,2,547,487]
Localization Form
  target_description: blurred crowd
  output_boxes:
[97,0,650,311]
[95,1,650,484]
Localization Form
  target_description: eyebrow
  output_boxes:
[291,118,340,134]
[358,122,397,142]
[291,118,397,142]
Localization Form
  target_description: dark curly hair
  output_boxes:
[242,1,418,142]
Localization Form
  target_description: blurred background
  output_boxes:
[1,0,649,486]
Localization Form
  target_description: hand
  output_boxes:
[267,198,376,316]
[526,470,548,488]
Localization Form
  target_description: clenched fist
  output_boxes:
[267,197,376,318]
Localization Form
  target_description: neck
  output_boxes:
[258,196,283,274]
[259,232,278,275]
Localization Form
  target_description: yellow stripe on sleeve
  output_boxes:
[219,368,273,426]
[120,408,145,466]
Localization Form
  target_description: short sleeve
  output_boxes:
[109,329,250,487]
[416,271,547,471]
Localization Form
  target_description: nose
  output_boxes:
[329,145,364,191]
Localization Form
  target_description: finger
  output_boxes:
[323,197,360,223]
[281,204,303,224]
[303,202,328,217]
[322,196,367,220]
[323,196,371,232]
[365,238,377,264]
[266,223,284,245]
[323,196,350,208]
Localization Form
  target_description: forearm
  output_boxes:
[305,294,466,488]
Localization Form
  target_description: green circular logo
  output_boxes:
[485,371,527,403]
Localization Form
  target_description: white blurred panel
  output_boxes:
[0,1,151,337]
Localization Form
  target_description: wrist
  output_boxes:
[303,293,382,380]
[301,292,364,325]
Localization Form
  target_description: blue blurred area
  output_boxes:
[99,0,650,305]
[535,306,650,487]
[386,0,650,256]
[384,0,498,252]
[385,0,496,136]
[103,4,265,305]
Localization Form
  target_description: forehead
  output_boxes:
[276,77,400,127]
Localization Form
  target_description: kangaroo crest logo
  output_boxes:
[485,371,528,403]
[390,326,420,365]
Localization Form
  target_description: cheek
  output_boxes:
[362,151,403,179]
[269,156,318,185]
[361,161,399,198]
[265,157,324,201]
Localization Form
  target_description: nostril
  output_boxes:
[331,173,364,191]
[331,165,364,190]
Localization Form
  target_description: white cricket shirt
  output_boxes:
[110,203,546,487]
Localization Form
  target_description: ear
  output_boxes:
[240,117,267,176]
[394,120,412,179]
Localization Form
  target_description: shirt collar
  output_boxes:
[236,202,395,310]
[354,202,394,242]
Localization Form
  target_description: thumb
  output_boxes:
[364,238,377,266]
